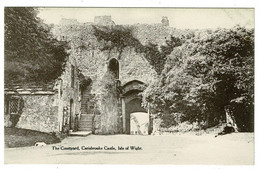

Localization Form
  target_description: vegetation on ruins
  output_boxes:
[93,25,183,75]
[142,26,254,131]
[5,7,68,84]
[93,25,254,131]
[6,9,253,132]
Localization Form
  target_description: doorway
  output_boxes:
[125,97,146,134]
[130,112,149,135]
[69,99,74,130]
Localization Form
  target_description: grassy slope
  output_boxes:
[4,127,61,148]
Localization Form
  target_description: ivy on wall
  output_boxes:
[92,25,183,75]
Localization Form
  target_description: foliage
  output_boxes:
[93,25,183,74]
[143,27,254,131]
[143,36,183,74]
[93,25,143,55]
[4,7,68,84]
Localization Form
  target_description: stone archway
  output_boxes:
[108,58,119,79]
[121,80,149,134]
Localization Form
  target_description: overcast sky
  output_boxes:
[38,8,254,29]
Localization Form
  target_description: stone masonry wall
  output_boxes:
[52,22,168,87]
[131,24,173,46]
[94,69,122,134]
[119,47,157,85]
[4,56,81,134]
[15,95,59,133]
[51,17,180,134]
[57,54,81,132]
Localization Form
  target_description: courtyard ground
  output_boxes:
[4,133,254,165]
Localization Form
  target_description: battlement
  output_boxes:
[94,15,116,26]
[59,18,79,25]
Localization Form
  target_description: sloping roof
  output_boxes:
[4,81,57,95]
[4,68,90,95]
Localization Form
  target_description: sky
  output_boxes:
[38,8,254,29]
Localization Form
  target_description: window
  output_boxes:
[108,58,119,79]
[71,65,75,88]
[6,96,24,115]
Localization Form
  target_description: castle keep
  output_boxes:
[5,16,176,135]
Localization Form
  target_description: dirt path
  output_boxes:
[4,133,254,164]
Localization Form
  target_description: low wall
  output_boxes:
[5,95,60,133]
[152,118,226,135]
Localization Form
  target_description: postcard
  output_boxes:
[3,5,255,166]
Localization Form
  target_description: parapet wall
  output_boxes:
[94,15,116,26]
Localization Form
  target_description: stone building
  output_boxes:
[50,16,178,135]
[5,16,180,135]
[4,53,84,134]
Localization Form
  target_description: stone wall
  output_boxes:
[52,21,167,87]
[152,118,163,134]
[94,16,116,26]
[4,56,82,134]
[4,114,11,127]
[94,70,122,134]
[4,35,83,134]
[51,17,180,134]
[59,18,79,25]
[14,94,59,133]
[131,24,173,46]
[56,54,81,132]
[4,16,203,135]
[119,47,156,85]
[151,117,221,135]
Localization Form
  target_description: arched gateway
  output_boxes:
[121,80,150,134]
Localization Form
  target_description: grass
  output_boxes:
[4,127,61,148]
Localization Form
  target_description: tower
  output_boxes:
[161,16,169,26]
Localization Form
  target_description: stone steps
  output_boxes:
[78,125,92,129]
[79,123,92,127]
[78,114,94,132]
[80,114,93,116]
[80,116,93,121]
[78,127,93,131]
[80,113,93,117]
[79,119,92,122]
[70,131,92,136]
[78,122,92,125]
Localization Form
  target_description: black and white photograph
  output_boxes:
[2,2,256,166]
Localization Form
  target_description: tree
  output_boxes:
[4,7,68,84]
[198,27,254,131]
[143,36,183,75]
[143,27,254,131]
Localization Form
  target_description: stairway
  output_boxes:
[78,86,94,132]
[78,114,94,132]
